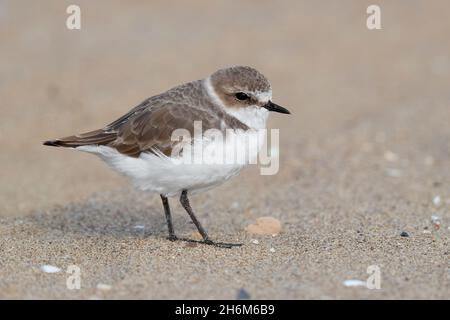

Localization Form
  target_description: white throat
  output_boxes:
[225,106,269,130]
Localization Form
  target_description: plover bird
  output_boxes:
[44,66,290,248]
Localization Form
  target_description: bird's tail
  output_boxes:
[43,129,116,148]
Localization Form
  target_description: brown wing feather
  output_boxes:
[43,129,117,148]
[110,104,222,157]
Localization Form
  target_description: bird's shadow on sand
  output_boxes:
[28,192,193,239]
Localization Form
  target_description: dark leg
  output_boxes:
[179,190,242,248]
[160,194,177,241]
[179,190,209,241]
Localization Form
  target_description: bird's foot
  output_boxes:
[167,235,178,242]
[203,239,243,249]
[174,237,243,249]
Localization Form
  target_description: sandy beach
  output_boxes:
[0,1,449,299]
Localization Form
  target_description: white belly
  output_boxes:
[76,129,264,197]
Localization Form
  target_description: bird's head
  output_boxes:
[208,66,290,115]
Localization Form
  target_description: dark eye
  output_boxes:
[235,92,250,101]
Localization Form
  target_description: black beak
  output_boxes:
[263,101,291,114]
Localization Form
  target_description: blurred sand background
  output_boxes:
[0,0,449,299]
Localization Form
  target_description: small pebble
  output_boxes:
[400,231,409,237]
[269,248,276,253]
[384,151,398,162]
[96,283,112,291]
[251,239,259,245]
[40,265,61,273]
[236,288,251,300]
[343,279,366,287]
[431,215,441,230]
[432,196,441,207]
[385,168,402,178]
[245,217,282,236]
